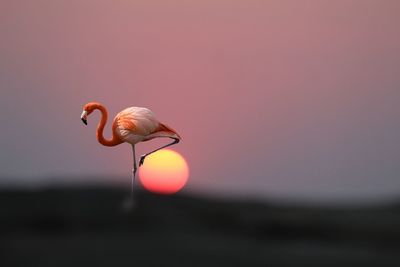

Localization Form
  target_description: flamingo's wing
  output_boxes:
[115,107,159,142]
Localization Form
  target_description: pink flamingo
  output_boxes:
[80,102,181,197]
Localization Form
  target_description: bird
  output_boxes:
[80,102,181,202]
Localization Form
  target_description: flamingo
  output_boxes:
[80,102,181,200]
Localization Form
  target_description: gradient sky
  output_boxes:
[1,0,399,203]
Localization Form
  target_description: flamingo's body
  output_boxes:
[115,107,180,145]
[80,102,181,204]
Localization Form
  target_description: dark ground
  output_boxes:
[1,186,400,267]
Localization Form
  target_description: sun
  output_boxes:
[139,149,189,194]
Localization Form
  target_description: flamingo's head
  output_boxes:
[81,102,98,125]
[80,110,88,125]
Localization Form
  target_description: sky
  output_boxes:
[1,0,399,203]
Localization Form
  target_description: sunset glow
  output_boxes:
[139,149,189,194]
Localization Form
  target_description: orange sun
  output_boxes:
[139,149,189,194]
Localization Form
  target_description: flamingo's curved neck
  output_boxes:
[94,104,122,147]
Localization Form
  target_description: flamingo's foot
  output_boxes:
[139,155,146,166]
[121,197,136,212]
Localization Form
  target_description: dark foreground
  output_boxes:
[1,187,400,267]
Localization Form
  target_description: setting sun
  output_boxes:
[139,149,189,194]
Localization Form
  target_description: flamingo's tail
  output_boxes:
[157,123,182,140]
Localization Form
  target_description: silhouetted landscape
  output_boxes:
[2,182,400,267]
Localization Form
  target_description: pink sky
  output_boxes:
[1,0,400,203]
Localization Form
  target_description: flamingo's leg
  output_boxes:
[131,144,137,200]
[139,138,180,166]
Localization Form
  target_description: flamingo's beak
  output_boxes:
[81,110,88,125]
